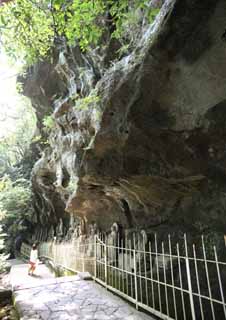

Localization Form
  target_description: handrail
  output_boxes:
[20,233,226,320]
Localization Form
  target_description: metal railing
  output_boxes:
[40,240,95,275]
[20,242,32,259]
[94,234,226,320]
[22,233,226,320]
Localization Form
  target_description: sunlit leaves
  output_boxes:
[43,115,55,131]
[0,0,54,64]
[0,0,160,64]
[63,0,105,49]
[74,90,100,110]
[0,100,36,174]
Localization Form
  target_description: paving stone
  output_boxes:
[40,311,51,320]
[114,307,133,317]
[94,311,110,319]
[11,262,154,320]
[76,272,91,280]
[56,275,80,283]
[80,305,97,312]
[50,311,72,320]
[103,307,118,316]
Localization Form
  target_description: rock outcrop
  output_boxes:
[21,0,226,242]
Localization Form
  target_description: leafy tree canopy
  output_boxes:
[0,101,36,254]
[0,175,33,253]
[0,98,36,175]
[0,0,159,65]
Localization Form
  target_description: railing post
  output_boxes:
[184,234,196,320]
[133,249,138,310]
[214,245,226,318]
[185,257,196,320]
[83,242,85,272]
[53,237,56,265]
[94,235,97,280]
[105,239,108,288]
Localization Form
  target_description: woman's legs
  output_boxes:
[28,263,32,275]
[28,262,36,275]
[31,264,36,275]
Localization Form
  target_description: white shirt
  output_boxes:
[30,249,38,263]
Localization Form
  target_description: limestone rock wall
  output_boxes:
[22,0,226,242]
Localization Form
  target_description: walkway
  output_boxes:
[11,262,154,320]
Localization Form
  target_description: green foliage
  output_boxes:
[111,1,160,56]
[0,176,33,254]
[0,103,36,177]
[16,82,24,94]
[31,135,42,143]
[0,253,9,273]
[62,0,105,50]
[0,99,36,256]
[0,100,36,175]
[0,0,160,65]
[0,177,32,222]
[43,115,55,130]
[74,91,100,110]
[0,226,9,273]
[148,8,161,23]
[0,0,54,64]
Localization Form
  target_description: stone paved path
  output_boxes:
[11,263,154,320]
[11,263,55,291]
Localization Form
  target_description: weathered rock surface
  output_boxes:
[21,0,226,241]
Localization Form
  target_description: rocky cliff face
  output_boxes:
[22,0,226,242]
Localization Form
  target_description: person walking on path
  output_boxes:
[28,243,38,276]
